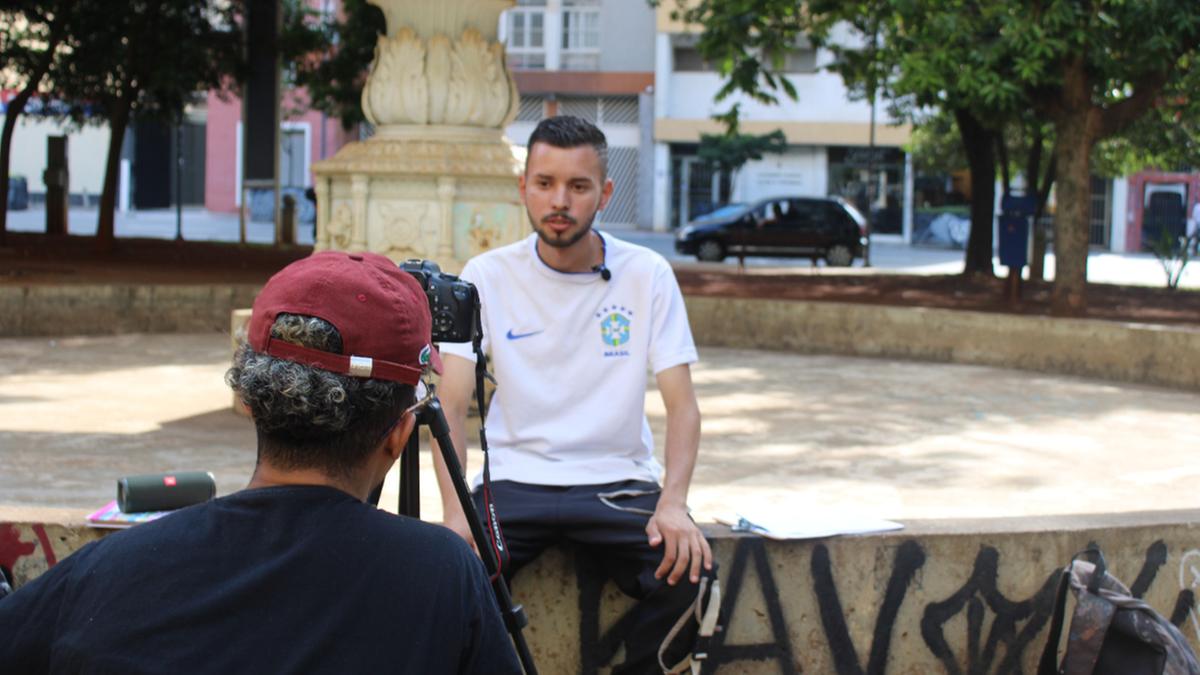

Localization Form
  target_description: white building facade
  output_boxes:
[650,8,914,235]
[499,0,658,230]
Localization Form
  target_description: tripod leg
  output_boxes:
[398,430,421,517]
[419,397,539,675]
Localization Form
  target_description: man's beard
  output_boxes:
[529,207,597,249]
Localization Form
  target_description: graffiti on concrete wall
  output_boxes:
[1179,549,1200,642]
[0,523,57,584]
[573,536,1199,674]
[812,539,926,675]
[920,547,1058,675]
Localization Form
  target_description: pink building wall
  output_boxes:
[1125,171,1200,251]
[204,88,357,213]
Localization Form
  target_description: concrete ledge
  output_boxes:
[685,296,1200,391]
[4,507,1199,672]
[0,284,260,337]
[5,283,1196,394]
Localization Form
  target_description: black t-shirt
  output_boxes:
[0,485,521,674]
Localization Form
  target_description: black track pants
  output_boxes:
[474,479,718,674]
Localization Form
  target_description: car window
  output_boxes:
[702,203,748,220]
[758,200,789,225]
[785,200,817,227]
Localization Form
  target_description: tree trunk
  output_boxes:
[0,97,30,248]
[1048,55,1109,315]
[1026,125,1046,281]
[1,27,64,246]
[1030,157,1056,282]
[996,134,1010,195]
[96,96,132,255]
[954,108,996,276]
[1050,116,1094,315]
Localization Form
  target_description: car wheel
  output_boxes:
[696,240,726,262]
[825,244,854,267]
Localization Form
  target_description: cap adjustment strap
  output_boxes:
[263,338,423,386]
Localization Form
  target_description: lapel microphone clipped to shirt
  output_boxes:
[592,230,611,281]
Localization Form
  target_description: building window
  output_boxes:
[783,48,817,73]
[560,97,599,124]
[673,47,714,72]
[561,0,600,70]
[505,5,546,70]
[516,96,544,122]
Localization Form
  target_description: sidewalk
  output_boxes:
[1,333,1197,522]
[6,206,1197,289]
[6,206,314,246]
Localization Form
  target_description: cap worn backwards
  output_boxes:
[247,251,443,385]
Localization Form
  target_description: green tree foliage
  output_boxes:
[908,110,965,178]
[1147,227,1195,290]
[672,0,1027,275]
[9,0,244,253]
[697,129,787,178]
[61,1,243,253]
[1093,57,1200,177]
[290,0,385,130]
[671,0,1200,312]
[0,0,69,245]
[1030,3,1199,312]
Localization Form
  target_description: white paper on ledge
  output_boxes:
[716,511,904,541]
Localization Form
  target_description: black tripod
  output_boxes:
[393,387,537,674]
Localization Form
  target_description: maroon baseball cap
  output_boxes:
[247,251,441,385]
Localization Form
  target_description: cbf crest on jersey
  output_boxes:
[597,305,633,357]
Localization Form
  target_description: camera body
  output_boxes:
[399,259,480,344]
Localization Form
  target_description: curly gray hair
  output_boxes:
[227,314,415,476]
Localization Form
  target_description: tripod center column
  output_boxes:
[313,0,525,272]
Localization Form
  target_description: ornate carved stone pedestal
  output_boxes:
[312,1,524,272]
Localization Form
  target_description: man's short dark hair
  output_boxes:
[526,115,609,178]
[227,314,416,478]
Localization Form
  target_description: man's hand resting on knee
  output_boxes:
[647,500,712,585]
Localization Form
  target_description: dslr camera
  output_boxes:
[399,260,480,345]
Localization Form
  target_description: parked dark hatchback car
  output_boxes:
[675,196,867,265]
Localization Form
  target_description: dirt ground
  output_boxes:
[3,234,1199,324]
[5,333,1199,522]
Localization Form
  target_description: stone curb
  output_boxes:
[685,296,1200,391]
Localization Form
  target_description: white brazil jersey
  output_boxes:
[439,232,698,487]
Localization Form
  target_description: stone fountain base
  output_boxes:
[312,125,526,273]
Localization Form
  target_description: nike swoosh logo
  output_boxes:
[506,329,544,340]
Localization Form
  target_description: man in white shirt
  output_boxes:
[435,116,717,673]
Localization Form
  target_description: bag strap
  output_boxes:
[1037,547,1112,675]
[1038,565,1072,675]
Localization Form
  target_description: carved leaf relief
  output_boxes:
[363,28,428,126]
[326,203,355,251]
[360,27,514,128]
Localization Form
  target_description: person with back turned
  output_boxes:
[0,251,520,674]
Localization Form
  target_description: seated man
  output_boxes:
[435,116,718,674]
[0,251,520,675]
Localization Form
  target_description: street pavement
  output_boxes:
[2,333,1198,523]
[6,205,1198,288]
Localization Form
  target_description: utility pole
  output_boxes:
[864,13,879,268]
[175,110,184,241]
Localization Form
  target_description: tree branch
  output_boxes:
[1098,70,1168,139]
